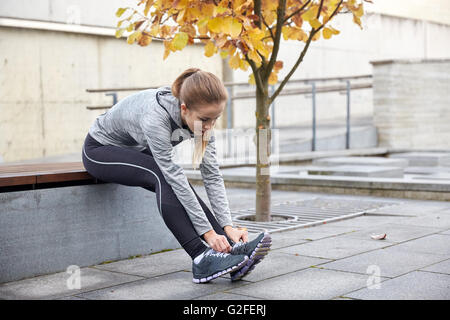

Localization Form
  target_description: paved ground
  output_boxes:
[0,187,449,300]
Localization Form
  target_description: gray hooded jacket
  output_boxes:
[88,86,233,235]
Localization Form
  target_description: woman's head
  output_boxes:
[171,68,228,169]
[172,68,228,135]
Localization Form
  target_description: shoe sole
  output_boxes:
[192,255,249,284]
[230,232,272,282]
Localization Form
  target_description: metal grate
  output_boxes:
[231,197,400,234]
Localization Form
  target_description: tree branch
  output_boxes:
[244,54,265,93]
[283,0,311,24]
[264,0,286,80]
[269,0,343,105]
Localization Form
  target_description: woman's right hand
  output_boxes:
[203,230,231,253]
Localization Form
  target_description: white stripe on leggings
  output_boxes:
[82,145,163,216]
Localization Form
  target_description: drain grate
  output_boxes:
[231,197,400,234]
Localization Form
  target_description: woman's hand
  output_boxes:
[224,226,249,244]
[203,230,231,253]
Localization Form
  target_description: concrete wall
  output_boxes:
[0,26,223,162]
[371,59,450,149]
[231,12,450,129]
[1,1,450,162]
[0,183,181,284]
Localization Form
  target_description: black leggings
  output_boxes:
[81,133,232,259]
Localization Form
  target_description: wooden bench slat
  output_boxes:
[0,162,96,188]
[0,175,37,187]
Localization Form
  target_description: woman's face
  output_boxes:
[180,102,225,135]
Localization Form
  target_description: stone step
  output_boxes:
[312,156,408,168]
[405,166,450,174]
[278,126,377,153]
[388,152,450,167]
[411,172,450,181]
[305,165,404,178]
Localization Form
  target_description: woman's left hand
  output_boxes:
[224,226,249,244]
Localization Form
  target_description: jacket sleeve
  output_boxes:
[199,133,234,229]
[140,108,213,236]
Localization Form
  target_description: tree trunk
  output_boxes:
[254,79,272,222]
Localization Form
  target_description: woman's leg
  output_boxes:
[82,133,230,259]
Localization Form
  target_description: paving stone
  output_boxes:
[318,214,407,228]
[320,244,448,278]
[228,268,369,300]
[221,251,330,283]
[271,224,359,245]
[420,259,450,275]
[277,234,389,260]
[392,234,450,256]
[366,202,449,216]
[0,267,144,300]
[345,271,450,300]
[396,213,450,229]
[313,156,408,168]
[306,165,404,178]
[94,249,191,278]
[76,271,244,300]
[268,233,309,249]
[343,223,442,243]
[194,292,262,300]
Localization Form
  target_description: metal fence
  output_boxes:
[86,74,372,152]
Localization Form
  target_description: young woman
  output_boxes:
[82,68,272,283]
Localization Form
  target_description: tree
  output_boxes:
[115,0,372,222]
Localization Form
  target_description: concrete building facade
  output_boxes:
[1,1,449,162]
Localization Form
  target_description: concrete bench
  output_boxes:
[0,162,180,284]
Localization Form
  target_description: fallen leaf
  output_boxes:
[370,233,387,240]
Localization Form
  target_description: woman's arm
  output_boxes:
[199,134,234,229]
[140,108,214,236]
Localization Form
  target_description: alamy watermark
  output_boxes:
[66,265,81,290]
[366,265,381,289]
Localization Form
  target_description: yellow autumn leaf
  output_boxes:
[163,41,171,60]
[171,32,188,51]
[127,31,142,44]
[323,27,332,39]
[208,17,223,34]
[268,72,278,85]
[228,53,241,69]
[248,50,261,65]
[309,18,321,29]
[329,26,340,34]
[115,28,125,38]
[204,41,217,57]
[230,18,243,38]
[116,7,127,17]
[355,4,364,18]
[353,14,362,29]
[282,26,291,40]
[301,5,318,21]
[220,50,229,59]
[137,33,152,46]
[249,73,256,85]
[273,61,283,72]
[239,59,249,71]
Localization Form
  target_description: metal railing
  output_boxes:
[86,74,372,152]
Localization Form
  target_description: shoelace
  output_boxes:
[205,249,230,259]
[232,242,249,253]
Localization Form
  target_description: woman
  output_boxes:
[82,68,271,283]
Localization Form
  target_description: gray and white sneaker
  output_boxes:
[229,232,272,281]
[192,248,249,284]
